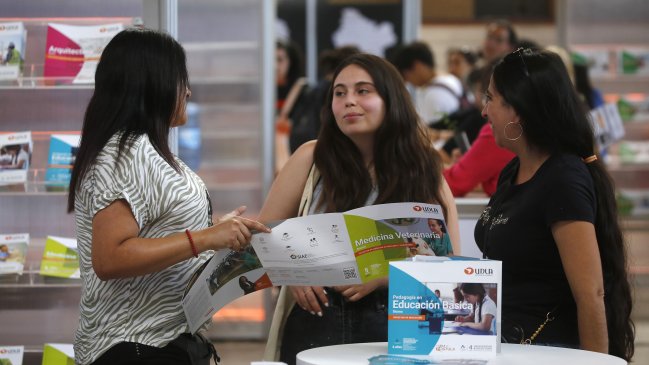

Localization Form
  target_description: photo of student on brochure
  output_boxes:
[0,131,32,185]
[414,282,498,337]
[0,233,29,275]
[378,217,453,258]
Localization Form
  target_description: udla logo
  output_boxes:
[464,267,474,275]
[413,205,422,212]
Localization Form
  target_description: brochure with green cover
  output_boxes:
[39,236,79,279]
[42,344,74,365]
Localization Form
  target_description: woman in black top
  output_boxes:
[475,48,634,361]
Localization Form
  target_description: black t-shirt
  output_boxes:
[474,154,596,346]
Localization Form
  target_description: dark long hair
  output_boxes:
[313,54,447,217]
[492,49,634,361]
[276,39,304,88]
[460,283,487,321]
[67,28,188,212]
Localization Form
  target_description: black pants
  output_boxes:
[91,333,218,365]
[279,288,388,365]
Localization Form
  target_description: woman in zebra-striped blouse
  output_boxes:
[67,28,269,365]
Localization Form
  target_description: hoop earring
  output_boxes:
[504,121,523,141]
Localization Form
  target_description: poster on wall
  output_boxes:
[316,0,402,59]
[277,0,403,77]
[43,23,123,84]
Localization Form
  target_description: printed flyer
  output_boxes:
[0,233,29,275]
[39,236,80,279]
[182,202,451,333]
[0,346,24,365]
[44,23,123,84]
[42,343,74,365]
[252,202,451,286]
[388,257,502,359]
[589,103,625,150]
[0,21,26,81]
[45,133,81,187]
[0,131,32,185]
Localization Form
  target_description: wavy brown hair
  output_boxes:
[313,53,447,217]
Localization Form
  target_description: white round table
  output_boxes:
[296,342,626,365]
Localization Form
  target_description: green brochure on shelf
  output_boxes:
[42,344,74,365]
[39,236,79,279]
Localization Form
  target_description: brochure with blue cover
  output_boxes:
[45,133,80,187]
[388,257,501,359]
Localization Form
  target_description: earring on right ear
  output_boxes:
[503,121,523,141]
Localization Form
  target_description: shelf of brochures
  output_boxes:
[0,268,81,288]
[0,181,69,195]
[0,13,141,364]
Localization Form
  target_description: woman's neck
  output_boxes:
[515,147,550,185]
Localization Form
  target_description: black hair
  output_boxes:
[318,45,361,78]
[68,28,189,212]
[491,19,518,48]
[448,47,478,67]
[574,63,597,109]
[391,41,435,73]
[460,283,487,322]
[492,49,634,361]
[276,39,304,87]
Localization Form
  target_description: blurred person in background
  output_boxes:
[480,20,518,65]
[392,41,464,126]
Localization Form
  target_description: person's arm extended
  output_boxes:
[91,202,270,280]
[552,220,608,354]
[460,313,493,332]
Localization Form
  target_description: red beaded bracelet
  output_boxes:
[185,229,198,258]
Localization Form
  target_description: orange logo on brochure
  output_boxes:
[464,267,474,275]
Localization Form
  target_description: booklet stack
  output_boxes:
[0,233,29,275]
[39,236,80,279]
[45,134,81,189]
[388,257,501,360]
[44,23,123,84]
[0,346,23,365]
[0,131,32,185]
[0,21,26,81]
[43,343,75,365]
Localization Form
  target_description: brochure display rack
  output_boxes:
[564,1,649,219]
[0,7,142,365]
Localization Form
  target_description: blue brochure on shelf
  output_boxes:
[45,134,80,186]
